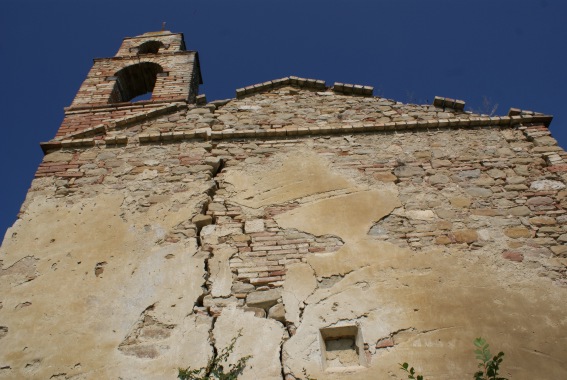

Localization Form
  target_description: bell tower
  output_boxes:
[54,31,202,139]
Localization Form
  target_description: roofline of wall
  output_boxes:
[40,114,553,154]
[122,31,181,40]
[47,75,553,155]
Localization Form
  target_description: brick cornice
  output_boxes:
[92,50,197,63]
[235,76,377,99]
[40,113,553,154]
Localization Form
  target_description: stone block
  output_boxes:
[530,180,566,191]
[507,206,531,216]
[550,245,567,256]
[529,216,556,226]
[435,235,451,245]
[203,295,239,309]
[192,214,212,229]
[504,184,528,191]
[526,196,554,207]
[245,219,265,233]
[373,172,397,182]
[232,282,256,294]
[465,187,493,198]
[268,303,286,323]
[208,202,226,212]
[450,197,471,208]
[458,169,481,179]
[246,289,281,310]
[406,210,436,221]
[242,307,266,318]
[393,165,424,178]
[204,157,222,173]
[429,174,450,185]
[486,169,506,179]
[504,227,532,239]
[451,229,478,244]
[533,136,558,146]
[431,159,452,169]
[436,220,452,230]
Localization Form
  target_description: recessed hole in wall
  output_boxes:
[94,262,107,277]
[320,325,367,371]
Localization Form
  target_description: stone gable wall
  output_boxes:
[2,86,566,378]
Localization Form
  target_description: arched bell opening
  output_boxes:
[137,40,165,55]
[108,62,164,103]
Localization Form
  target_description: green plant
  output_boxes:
[399,338,507,380]
[178,330,251,380]
[473,337,508,380]
[399,362,423,380]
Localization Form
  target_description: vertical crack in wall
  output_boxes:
[196,156,300,378]
[193,158,224,369]
[206,316,220,376]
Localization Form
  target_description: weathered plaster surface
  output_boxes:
[282,263,317,326]
[223,152,358,208]
[1,172,212,378]
[214,306,286,380]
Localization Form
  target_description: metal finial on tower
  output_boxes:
[161,22,166,31]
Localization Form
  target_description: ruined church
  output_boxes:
[1,31,566,379]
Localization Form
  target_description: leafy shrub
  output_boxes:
[473,337,508,380]
[400,338,508,380]
[399,362,423,380]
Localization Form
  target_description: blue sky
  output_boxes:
[1,0,566,238]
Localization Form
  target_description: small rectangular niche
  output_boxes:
[320,325,367,371]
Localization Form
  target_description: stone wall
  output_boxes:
[1,85,567,379]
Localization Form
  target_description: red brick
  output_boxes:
[254,235,283,242]
[376,338,394,349]
[308,247,327,253]
[57,173,84,178]
[249,276,282,284]
[268,249,298,255]
[502,251,524,262]
[276,239,311,245]
[269,270,286,276]
[548,165,567,173]
[252,245,281,251]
